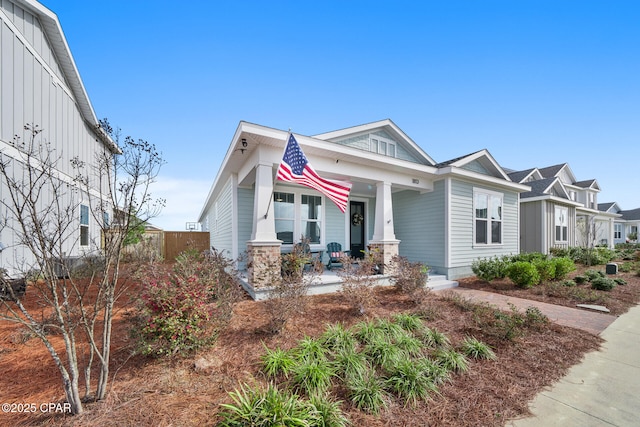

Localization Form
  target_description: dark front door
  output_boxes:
[350,201,365,259]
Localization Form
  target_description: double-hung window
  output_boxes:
[80,204,89,246]
[274,192,295,244]
[474,190,502,245]
[555,206,568,242]
[274,192,323,245]
[614,224,622,239]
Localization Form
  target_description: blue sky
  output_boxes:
[41,0,640,230]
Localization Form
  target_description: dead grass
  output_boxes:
[0,271,608,427]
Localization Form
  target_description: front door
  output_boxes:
[350,201,365,259]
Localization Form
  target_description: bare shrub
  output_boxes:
[336,254,379,316]
[390,255,430,305]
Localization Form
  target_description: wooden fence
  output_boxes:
[162,231,210,261]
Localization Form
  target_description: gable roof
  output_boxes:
[520,177,562,198]
[538,163,567,179]
[574,179,600,191]
[434,149,511,181]
[598,202,620,213]
[313,119,436,166]
[507,168,539,184]
[621,208,640,221]
[14,0,118,152]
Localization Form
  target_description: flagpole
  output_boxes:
[264,129,292,219]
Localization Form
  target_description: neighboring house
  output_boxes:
[0,0,117,276]
[599,203,640,245]
[507,163,618,254]
[198,120,529,298]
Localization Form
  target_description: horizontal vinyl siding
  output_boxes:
[393,180,445,270]
[237,186,254,263]
[211,178,233,255]
[450,180,519,268]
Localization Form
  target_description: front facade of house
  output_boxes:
[198,120,529,298]
[0,0,117,276]
[600,203,640,245]
[508,163,618,254]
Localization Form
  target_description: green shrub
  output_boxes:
[524,306,549,327]
[471,256,509,282]
[551,257,576,280]
[590,277,616,291]
[562,279,576,287]
[574,275,588,284]
[511,252,547,263]
[614,278,627,286]
[619,262,633,273]
[585,269,605,281]
[532,258,556,283]
[507,261,541,288]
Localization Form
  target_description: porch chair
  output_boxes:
[326,242,350,270]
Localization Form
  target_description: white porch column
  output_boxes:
[372,181,398,242]
[370,181,400,274]
[250,163,278,242]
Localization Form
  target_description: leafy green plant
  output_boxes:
[261,345,297,378]
[551,257,576,280]
[333,347,369,381]
[524,306,549,327]
[292,358,335,397]
[574,275,588,284]
[297,336,328,362]
[363,338,405,371]
[460,336,497,360]
[471,256,509,282]
[507,261,541,288]
[532,258,556,283]
[309,395,350,427]
[320,323,357,354]
[218,383,314,427]
[434,348,469,373]
[585,269,605,281]
[590,277,616,291]
[347,373,388,414]
[384,358,437,406]
[418,327,450,349]
[562,279,576,287]
[614,278,627,286]
[391,313,424,332]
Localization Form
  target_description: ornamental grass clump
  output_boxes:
[384,358,438,406]
[460,336,497,361]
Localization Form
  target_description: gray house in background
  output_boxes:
[599,203,640,245]
[0,0,117,277]
[508,163,618,254]
[198,120,529,298]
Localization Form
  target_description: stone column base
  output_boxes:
[247,241,281,292]
[367,240,400,275]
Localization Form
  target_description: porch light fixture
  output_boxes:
[236,138,248,154]
[241,138,247,148]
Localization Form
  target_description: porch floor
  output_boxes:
[238,268,458,300]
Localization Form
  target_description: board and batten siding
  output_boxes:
[520,201,544,253]
[544,202,576,253]
[448,179,519,278]
[392,180,446,272]
[0,1,112,273]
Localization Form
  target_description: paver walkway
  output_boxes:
[442,287,618,335]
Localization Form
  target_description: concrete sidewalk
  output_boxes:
[439,287,639,426]
[508,303,640,426]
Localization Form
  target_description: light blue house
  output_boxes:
[599,203,640,245]
[198,120,529,298]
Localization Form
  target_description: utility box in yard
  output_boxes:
[606,263,618,275]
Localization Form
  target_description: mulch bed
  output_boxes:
[1,279,604,426]
[459,265,640,316]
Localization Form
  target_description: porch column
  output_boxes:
[369,181,400,274]
[247,163,281,292]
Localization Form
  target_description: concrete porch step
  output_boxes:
[427,274,459,291]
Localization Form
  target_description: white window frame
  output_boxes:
[369,135,396,158]
[554,206,568,243]
[274,188,326,249]
[473,188,503,246]
[614,224,622,239]
[80,204,90,247]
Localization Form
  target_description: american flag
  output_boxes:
[276,134,352,213]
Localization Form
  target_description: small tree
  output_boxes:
[0,122,164,414]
